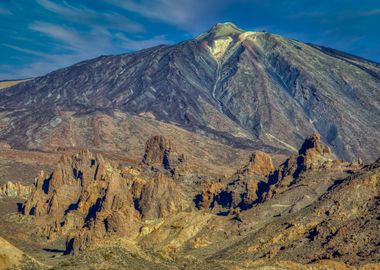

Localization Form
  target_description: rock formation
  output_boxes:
[265,133,344,199]
[219,158,380,266]
[0,132,376,268]
[198,134,361,215]
[0,181,32,199]
[198,150,274,212]
[237,150,275,177]
[23,137,188,253]
[141,135,186,174]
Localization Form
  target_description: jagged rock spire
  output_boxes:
[265,133,339,200]
[299,133,332,157]
[142,135,185,172]
[244,150,275,176]
[23,147,188,253]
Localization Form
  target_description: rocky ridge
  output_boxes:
[196,133,360,217]
[216,159,380,266]
[265,133,341,199]
[17,133,378,268]
[141,135,187,174]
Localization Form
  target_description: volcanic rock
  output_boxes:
[1,23,379,163]
[220,158,380,266]
[23,139,188,253]
[198,134,356,214]
[265,133,340,199]
[198,150,274,211]
[0,181,32,199]
[238,150,275,176]
[141,135,186,173]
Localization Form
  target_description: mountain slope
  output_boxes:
[0,79,30,89]
[0,236,45,269]
[0,22,379,162]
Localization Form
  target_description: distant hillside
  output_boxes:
[0,79,30,89]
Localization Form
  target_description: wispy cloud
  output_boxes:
[2,43,57,60]
[115,33,172,51]
[1,18,172,80]
[0,0,169,79]
[29,22,88,52]
[105,0,230,32]
[28,21,171,55]
[36,0,93,18]
[0,7,12,15]
[36,0,144,33]
[359,9,380,16]
[111,0,198,24]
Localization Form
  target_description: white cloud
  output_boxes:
[1,20,172,80]
[36,0,144,33]
[115,0,197,24]
[0,0,184,79]
[29,22,88,52]
[36,0,93,17]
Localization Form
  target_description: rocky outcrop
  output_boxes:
[196,181,225,210]
[0,181,32,199]
[23,150,109,220]
[23,141,188,253]
[198,150,274,212]
[298,133,335,168]
[2,132,378,268]
[265,134,345,199]
[141,135,186,174]
[221,158,380,266]
[237,150,275,177]
[134,172,187,219]
[197,134,360,214]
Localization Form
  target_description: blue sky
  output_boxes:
[0,0,379,80]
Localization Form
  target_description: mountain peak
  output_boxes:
[211,22,244,33]
[197,22,245,40]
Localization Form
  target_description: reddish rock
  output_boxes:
[265,133,339,199]
[142,135,186,173]
[199,150,274,211]
[239,151,275,177]
[23,139,188,253]
[197,181,224,209]
[0,181,32,199]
